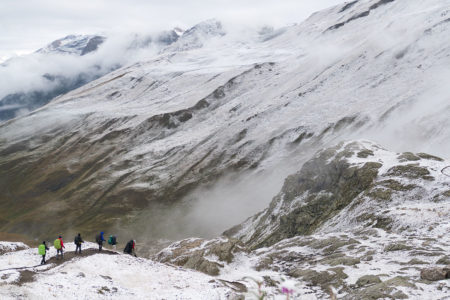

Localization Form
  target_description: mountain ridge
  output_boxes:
[0,0,449,251]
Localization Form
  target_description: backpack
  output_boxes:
[95,234,100,243]
[124,240,133,253]
[108,236,116,245]
[54,239,61,250]
[38,244,46,255]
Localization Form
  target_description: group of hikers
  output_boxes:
[38,232,137,265]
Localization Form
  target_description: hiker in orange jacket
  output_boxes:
[55,235,65,259]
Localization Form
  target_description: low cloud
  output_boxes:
[0,0,347,59]
[0,33,161,99]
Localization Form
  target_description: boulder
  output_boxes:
[345,276,413,300]
[154,237,246,276]
[384,243,412,252]
[356,275,382,287]
[184,253,222,276]
[420,267,449,281]
[321,255,360,266]
[386,164,434,181]
[405,258,429,265]
[398,152,421,162]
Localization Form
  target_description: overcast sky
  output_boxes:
[0,0,346,61]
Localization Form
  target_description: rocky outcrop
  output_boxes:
[226,141,449,250]
[154,140,449,298]
[154,237,246,276]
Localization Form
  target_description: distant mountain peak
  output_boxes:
[182,19,225,37]
[36,34,106,56]
[163,19,225,53]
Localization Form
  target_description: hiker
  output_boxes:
[74,233,84,254]
[95,231,105,252]
[54,235,65,259]
[123,240,137,257]
[38,241,49,265]
[108,235,117,250]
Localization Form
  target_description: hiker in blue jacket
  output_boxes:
[95,231,105,252]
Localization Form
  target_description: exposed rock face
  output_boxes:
[384,243,412,252]
[154,237,246,276]
[226,141,449,249]
[344,276,413,300]
[224,142,381,248]
[356,275,382,287]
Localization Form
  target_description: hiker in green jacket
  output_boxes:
[38,241,49,265]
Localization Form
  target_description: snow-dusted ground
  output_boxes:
[3,229,446,299]
[0,242,238,299]
[220,228,450,299]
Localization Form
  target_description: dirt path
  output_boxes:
[45,248,118,266]
[7,248,118,286]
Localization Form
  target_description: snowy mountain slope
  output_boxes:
[156,141,450,299]
[0,28,183,122]
[0,0,449,245]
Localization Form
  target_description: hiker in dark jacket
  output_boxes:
[123,240,137,257]
[38,241,49,265]
[74,233,84,254]
[95,231,105,252]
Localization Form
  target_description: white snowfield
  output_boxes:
[0,242,238,299]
